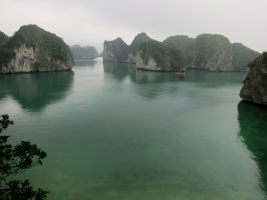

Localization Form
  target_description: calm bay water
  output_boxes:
[1,60,267,200]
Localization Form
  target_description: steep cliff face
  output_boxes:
[192,34,233,71]
[103,33,259,72]
[163,34,259,72]
[240,53,267,105]
[70,45,98,60]
[103,38,129,62]
[0,25,73,73]
[135,52,161,71]
[128,32,153,63]
[136,41,185,71]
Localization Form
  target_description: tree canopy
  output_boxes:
[0,114,48,200]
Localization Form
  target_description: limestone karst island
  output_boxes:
[1,1,267,200]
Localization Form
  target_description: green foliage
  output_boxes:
[129,33,152,54]
[139,41,170,68]
[0,48,16,66]
[0,24,73,67]
[232,43,260,70]
[163,35,194,51]
[194,34,232,66]
[168,47,186,69]
[262,52,267,64]
[163,33,259,70]
[104,38,129,62]
[163,35,195,66]
[139,41,185,69]
[3,180,47,200]
[0,31,9,46]
[0,114,14,133]
[0,114,48,200]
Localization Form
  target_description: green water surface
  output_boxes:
[0,60,267,200]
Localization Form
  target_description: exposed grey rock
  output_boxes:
[0,25,73,74]
[240,52,267,105]
[103,33,259,72]
[0,44,72,73]
[103,38,129,62]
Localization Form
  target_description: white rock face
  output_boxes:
[240,53,267,105]
[0,44,72,73]
[205,49,233,71]
[135,52,162,71]
[1,45,37,73]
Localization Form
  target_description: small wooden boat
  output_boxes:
[176,72,185,78]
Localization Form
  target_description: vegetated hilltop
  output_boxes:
[0,31,9,46]
[103,37,129,62]
[0,24,73,73]
[103,32,259,72]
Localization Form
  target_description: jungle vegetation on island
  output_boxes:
[0,25,73,69]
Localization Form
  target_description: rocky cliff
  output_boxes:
[240,52,267,105]
[0,25,73,73]
[103,33,259,72]
[70,45,98,60]
[103,38,129,62]
[164,34,259,72]
[136,41,185,71]
[231,43,259,71]
[163,35,195,67]
[192,34,233,71]
[128,32,153,63]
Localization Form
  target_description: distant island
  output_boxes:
[0,24,73,73]
[70,45,98,60]
[240,52,267,105]
[103,33,259,72]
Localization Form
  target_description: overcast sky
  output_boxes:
[0,0,266,52]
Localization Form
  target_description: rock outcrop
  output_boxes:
[128,32,153,63]
[103,33,259,72]
[103,38,129,62]
[70,45,98,60]
[231,43,259,71]
[240,52,267,105]
[192,34,233,71]
[0,24,73,73]
[136,40,185,71]
[164,34,259,72]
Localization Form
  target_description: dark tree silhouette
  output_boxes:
[0,114,48,200]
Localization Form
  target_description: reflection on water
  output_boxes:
[103,62,247,99]
[103,62,130,81]
[0,71,74,112]
[1,62,266,200]
[103,62,246,85]
[74,59,97,67]
[238,101,267,196]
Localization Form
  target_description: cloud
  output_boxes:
[0,0,266,52]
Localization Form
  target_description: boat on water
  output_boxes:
[176,72,185,78]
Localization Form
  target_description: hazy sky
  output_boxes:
[0,0,266,52]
